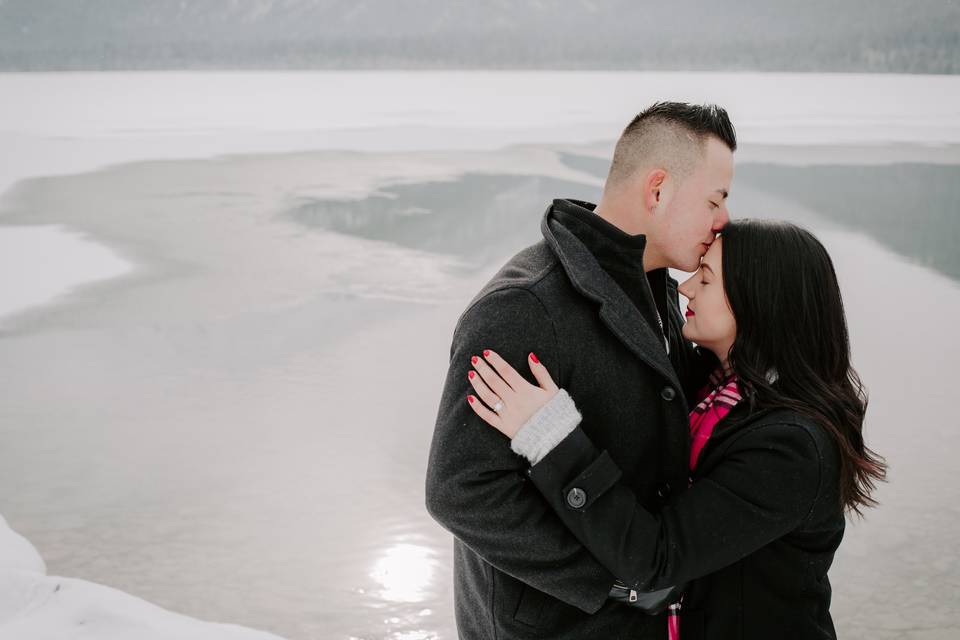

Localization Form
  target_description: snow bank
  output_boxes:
[0,514,285,640]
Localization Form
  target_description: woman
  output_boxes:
[464,219,886,639]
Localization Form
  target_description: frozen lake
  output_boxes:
[0,71,958,640]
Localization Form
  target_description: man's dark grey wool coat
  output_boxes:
[425,199,705,639]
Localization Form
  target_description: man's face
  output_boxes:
[651,137,734,272]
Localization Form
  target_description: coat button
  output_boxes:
[657,483,672,499]
[661,386,676,401]
[566,487,587,509]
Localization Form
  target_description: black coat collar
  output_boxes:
[541,200,680,388]
[692,403,784,475]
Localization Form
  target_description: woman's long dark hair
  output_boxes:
[720,219,886,517]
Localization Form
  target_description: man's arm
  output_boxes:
[424,287,614,614]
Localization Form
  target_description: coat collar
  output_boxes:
[541,200,681,388]
[692,404,782,476]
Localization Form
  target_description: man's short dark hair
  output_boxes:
[606,101,737,188]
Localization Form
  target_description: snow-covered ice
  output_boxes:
[0,514,285,640]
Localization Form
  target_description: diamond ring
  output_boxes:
[493,400,504,413]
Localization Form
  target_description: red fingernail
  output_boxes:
[468,371,475,379]
[529,352,539,364]
[483,350,490,357]
[467,395,475,404]
[471,356,478,365]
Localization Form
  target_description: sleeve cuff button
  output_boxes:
[566,487,587,508]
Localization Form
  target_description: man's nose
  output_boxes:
[713,206,730,232]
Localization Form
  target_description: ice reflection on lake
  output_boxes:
[370,543,438,604]
[2,151,958,640]
[1,71,958,640]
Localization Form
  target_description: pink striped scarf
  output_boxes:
[688,367,743,469]
[669,366,743,640]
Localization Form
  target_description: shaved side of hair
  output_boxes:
[606,102,737,189]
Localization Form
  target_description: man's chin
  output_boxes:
[664,251,702,273]
[679,256,702,273]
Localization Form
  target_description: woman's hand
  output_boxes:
[466,349,559,439]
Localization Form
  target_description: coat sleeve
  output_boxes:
[424,287,615,614]
[527,420,825,591]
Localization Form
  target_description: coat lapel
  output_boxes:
[541,209,682,389]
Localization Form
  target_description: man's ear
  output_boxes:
[645,169,667,213]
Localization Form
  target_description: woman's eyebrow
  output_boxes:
[701,263,715,274]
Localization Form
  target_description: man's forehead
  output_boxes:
[698,164,733,191]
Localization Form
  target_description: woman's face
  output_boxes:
[678,237,737,363]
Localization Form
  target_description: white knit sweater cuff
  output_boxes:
[511,389,583,465]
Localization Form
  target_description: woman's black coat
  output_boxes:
[527,402,846,640]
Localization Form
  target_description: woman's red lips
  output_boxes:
[685,309,695,317]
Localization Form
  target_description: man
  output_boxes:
[425,102,735,639]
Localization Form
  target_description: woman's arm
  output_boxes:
[466,354,825,592]
[524,393,825,591]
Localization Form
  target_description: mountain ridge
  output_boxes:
[1,0,956,73]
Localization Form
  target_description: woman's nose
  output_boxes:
[678,275,696,299]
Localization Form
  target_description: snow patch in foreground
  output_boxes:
[0,514,285,640]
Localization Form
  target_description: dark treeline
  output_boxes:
[1,0,957,73]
